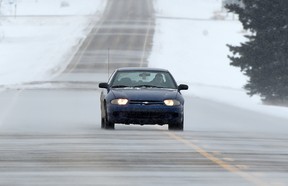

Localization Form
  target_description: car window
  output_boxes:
[111,71,177,89]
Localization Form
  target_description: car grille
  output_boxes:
[129,100,164,105]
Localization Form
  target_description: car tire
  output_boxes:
[101,117,105,129]
[105,119,115,130]
[103,105,115,130]
[168,120,183,131]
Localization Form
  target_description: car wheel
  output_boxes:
[104,110,115,130]
[101,117,105,129]
[102,104,115,130]
[168,120,183,131]
[105,119,115,130]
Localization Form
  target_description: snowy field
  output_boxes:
[0,0,288,119]
[0,0,106,85]
[150,0,288,119]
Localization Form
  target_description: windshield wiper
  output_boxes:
[111,85,130,88]
[133,85,162,88]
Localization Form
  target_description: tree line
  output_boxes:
[225,0,288,106]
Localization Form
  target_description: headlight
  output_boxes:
[164,99,181,106]
[111,98,129,105]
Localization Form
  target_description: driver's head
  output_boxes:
[154,73,164,83]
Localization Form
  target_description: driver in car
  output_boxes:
[151,73,165,86]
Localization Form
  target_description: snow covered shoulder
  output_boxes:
[0,0,106,86]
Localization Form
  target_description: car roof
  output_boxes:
[115,67,170,72]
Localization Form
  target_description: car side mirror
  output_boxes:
[178,84,188,91]
[99,82,109,89]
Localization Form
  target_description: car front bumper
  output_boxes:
[107,104,183,125]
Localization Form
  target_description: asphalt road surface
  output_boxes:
[1,0,288,185]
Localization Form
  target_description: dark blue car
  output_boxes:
[98,67,188,130]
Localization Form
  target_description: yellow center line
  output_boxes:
[165,131,270,186]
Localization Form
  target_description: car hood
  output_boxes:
[111,88,178,101]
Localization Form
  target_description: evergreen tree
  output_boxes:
[226,0,288,105]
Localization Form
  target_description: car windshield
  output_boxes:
[110,71,178,89]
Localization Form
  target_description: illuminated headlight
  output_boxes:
[164,99,181,106]
[111,98,129,105]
